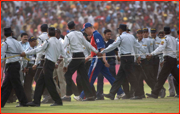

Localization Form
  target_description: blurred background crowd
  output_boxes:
[1,1,179,41]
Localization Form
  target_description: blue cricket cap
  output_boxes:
[81,23,92,32]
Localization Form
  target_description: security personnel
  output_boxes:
[150,28,161,79]
[1,27,28,107]
[23,36,38,102]
[146,27,179,98]
[21,27,68,106]
[33,24,49,81]
[102,24,146,100]
[62,21,100,101]
[135,29,156,98]
[33,24,50,103]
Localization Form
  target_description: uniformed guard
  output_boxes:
[146,27,179,98]
[151,28,166,98]
[62,21,100,101]
[1,27,28,108]
[135,29,156,98]
[23,36,38,102]
[21,27,68,106]
[101,24,146,100]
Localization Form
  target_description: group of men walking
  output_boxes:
[1,21,179,108]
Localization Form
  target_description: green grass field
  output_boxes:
[1,83,179,113]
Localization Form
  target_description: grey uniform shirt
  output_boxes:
[23,46,38,68]
[1,36,23,64]
[25,37,68,67]
[136,38,149,59]
[101,32,146,55]
[63,31,98,54]
[151,35,179,59]
[35,32,49,65]
[144,37,155,53]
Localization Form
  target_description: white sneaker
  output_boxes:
[73,96,83,101]
[115,93,126,100]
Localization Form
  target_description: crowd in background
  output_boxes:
[1,1,179,41]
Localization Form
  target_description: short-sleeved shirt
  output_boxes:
[91,31,105,57]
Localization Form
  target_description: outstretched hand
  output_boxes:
[20,52,26,57]
[97,52,103,57]
[146,54,152,60]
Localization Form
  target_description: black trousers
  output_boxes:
[97,59,116,98]
[76,61,92,94]
[24,66,37,102]
[152,56,179,95]
[64,52,93,97]
[152,56,160,79]
[122,63,136,97]
[1,62,27,107]
[134,59,156,96]
[110,56,141,97]
[33,59,62,105]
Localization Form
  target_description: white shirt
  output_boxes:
[63,31,98,54]
[154,36,162,49]
[151,35,179,59]
[19,41,30,51]
[101,32,146,55]
[1,36,23,64]
[144,37,155,53]
[25,37,68,67]
[23,46,37,67]
[136,38,149,59]
[34,32,49,65]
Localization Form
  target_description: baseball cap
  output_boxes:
[28,36,37,42]
[81,23,92,32]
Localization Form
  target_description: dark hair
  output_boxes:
[21,33,28,38]
[158,31,164,35]
[56,29,61,34]
[177,30,179,35]
[4,33,12,37]
[49,31,55,36]
[164,31,171,35]
[104,29,112,34]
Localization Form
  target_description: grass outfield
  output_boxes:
[1,83,179,113]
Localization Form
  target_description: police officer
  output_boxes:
[150,28,166,98]
[1,27,28,107]
[102,24,146,100]
[135,29,156,98]
[146,27,179,98]
[62,21,100,101]
[33,24,50,103]
[21,27,68,106]
[23,36,38,102]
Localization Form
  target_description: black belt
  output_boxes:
[6,61,19,66]
[121,53,131,56]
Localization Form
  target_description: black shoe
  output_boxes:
[130,96,142,100]
[174,95,179,98]
[26,102,40,107]
[50,102,63,106]
[167,95,175,97]
[96,97,104,100]
[61,96,71,102]
[102,94,114,100]
[122,95,130,99]
[83,96,95,101]
[146,93,158,99]
[16,104,28,107]
[141,95,146,98]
